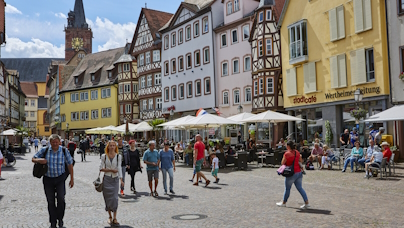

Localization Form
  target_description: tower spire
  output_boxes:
[73,0,87,28]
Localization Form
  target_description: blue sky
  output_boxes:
[3,0,182,58]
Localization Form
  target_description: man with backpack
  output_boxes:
[67,137,76,159]
[79,138,86,162]
[32,134,74,228]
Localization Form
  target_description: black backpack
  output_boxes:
[33,147,74,178]
[305,160,315,170]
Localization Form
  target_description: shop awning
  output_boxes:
[365,105,404,122]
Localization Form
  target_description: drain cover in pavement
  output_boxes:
[172,214,207,220]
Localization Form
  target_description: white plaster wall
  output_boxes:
[387,0,404,103]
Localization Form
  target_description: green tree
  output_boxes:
[325,121,333,146]
[15,126,29,147]
[149,119,165,148]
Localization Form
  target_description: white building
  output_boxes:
[160,0,224,118]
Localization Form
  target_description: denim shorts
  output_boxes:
[147,170,159,181]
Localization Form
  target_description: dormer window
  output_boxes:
[91,73,95,81]
[74,76,78,84]
[108,71,112,78]
[123,63,130,72]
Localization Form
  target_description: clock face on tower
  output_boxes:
[72,37,84,51]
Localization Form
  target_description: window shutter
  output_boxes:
[363,0,372,31]
[354,0,364,33]
[338,54,347,87]
[329,8,338,41]
[303,62,316,93]
[337,6,345,39]
[286,68,297,96]
[351,49,367,85]
[330,56,339,88]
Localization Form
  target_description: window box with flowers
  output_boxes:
[399,72,404,81]
[350,108,367,123]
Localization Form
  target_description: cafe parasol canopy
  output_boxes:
[181,113,241,128]
[227,112,256,122]
[365,104,404,122]
[85,125,123,134]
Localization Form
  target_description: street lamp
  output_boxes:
[354,88,363,104]
[237,105,243,114]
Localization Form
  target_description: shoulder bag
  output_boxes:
[281,151,296,177]
[33,147,49,178]
[94,155,106,192]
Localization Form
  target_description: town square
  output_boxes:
[0,0,404,227]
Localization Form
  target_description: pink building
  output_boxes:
[214,0,259,117]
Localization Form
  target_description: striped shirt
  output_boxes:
[34,146,74,178]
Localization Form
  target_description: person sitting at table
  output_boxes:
[308,143,323,167]
[184,144,193,165]
[342,141,363,173]
[174,143,183,162]
[340,129,350,148]
[358,139,375,167]
[320,145,336,170]
[277,138,286,149]
[364,146,383,178]
[249,139,256,151]
[381,141,392,163]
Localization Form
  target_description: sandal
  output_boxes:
[154,191,158,197]
[112,218,120,225]
[107,217,112,224]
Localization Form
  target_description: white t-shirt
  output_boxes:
[204,149,209,157]
[372,151,383,163]
[41,139,47,146]
[212,157,219,169]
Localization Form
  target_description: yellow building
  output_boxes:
[36,81,51,137]
[279,0,390,146]
[60,47,125,137]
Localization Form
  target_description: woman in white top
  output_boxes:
[100,140,123,226]
[320,145,335,170]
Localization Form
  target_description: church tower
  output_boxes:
[64,0,93,61]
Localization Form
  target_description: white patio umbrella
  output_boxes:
[86,125,124,134]
[85,127,102,134]
[158,115,195,127]
[0,129,18,136]
[133,122,153,132]
[365,105,404,122]
[227,112,256,122]
[116,123,138,132]
[182,113,241,128]
[241,110,305,146]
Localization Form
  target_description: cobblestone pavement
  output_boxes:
[1,146,404,227]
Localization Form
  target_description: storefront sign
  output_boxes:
[209,128,215,135]
[293,95,317,104]
[325,87,380,99]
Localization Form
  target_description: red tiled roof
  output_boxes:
[143,8,173,40]
[20,81,38,98]
[274,0,286,23]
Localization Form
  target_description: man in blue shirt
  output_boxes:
[358,139,375,167]
[350,127,358,147]
[160,142,176,195]
[34,137,39,152]
[368,125,378,142]
[32,134,74,228]
[143,141,160,196]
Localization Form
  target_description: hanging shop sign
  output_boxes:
[325,87,380,99]
[293,95,317,104]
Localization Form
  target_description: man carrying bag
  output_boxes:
[32,134,74,228]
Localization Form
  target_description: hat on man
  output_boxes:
[369,125,374,129]
[379,127,385,131]
[380,141,390,147]
[352,127,357,131]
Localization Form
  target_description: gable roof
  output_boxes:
[248,0,286,42]
[61,47,125,93]
[161,0,215,32]
[129,8,173,53]
[276,0,289,29]
[1,58,64,82]
[20,81,38,98]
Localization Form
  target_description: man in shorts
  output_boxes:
[143,141,160,196]
[193,134,210,187]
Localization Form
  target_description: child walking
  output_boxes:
[189,164,202,183]
[210,153,220,183]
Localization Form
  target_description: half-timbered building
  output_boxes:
[115,45,139,125]
[159,0,224,119]
[129,8,173,121]
[249,0,285,113]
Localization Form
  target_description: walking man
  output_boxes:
[41,137,47,148]
[160,142,175,195]
[67,137,76,159]
[79,138,86,162]
[32,134,74,228]
[34,137,39,152]
[143,141,160,196]
[193,134,210,187]
[117,137,129,195]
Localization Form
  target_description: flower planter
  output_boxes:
[393,150,400,163]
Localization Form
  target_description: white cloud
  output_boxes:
[5,4,22,14]
[87,17,136,52]
[2,36,64,58]
[55,13,67,19]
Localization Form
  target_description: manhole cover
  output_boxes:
[172,214,207,220]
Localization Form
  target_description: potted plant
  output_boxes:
[325,120,333,146]
[350,108,368,123]
[399,72,404,81]
[390,145,399,163]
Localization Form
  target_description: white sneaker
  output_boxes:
[300,204,310,209]
[276,201,286,207]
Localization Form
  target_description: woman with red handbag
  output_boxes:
[276,141,310,209]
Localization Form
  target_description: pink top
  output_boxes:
[311,147,324,156]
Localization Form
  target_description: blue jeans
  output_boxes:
[283,172,308,203]
[343,157,359,171]
[358,158,370,167]
[161,168,174,192]
[185,154,189,165]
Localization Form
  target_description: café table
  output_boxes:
[256,151,269,167]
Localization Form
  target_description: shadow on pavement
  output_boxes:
[2,167,18,171]
[204,186,221,190]
[15,156,27,160]
[215,183,228,186]
[104,225,134,228]
[296,208,333,215]
[0,195,3,202]
[169,194,189,199]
